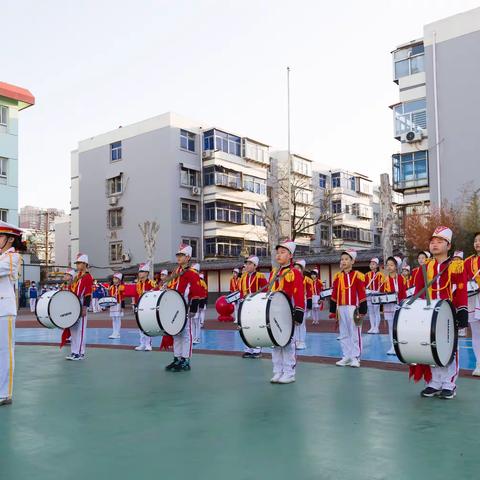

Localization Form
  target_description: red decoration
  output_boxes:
[215,295,234,322]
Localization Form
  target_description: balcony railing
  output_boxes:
[394,110,427,137]
[393,177,428,191]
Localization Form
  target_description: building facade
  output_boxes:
[0,82,35,225]
[19,205,65,230]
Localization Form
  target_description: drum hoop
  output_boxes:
[135,290,151,336]
[430,299,457,367]
[265,291,294,347]
[156,289,187,335]
[237,295,252,348]
[38,290,81,329]
[392,298,407,364]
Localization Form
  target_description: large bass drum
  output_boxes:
[135,289,187,336]
[35,290,82,329]
[393,298,457,367]
[238,291,294,348]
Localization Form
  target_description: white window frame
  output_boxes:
[180,130,196,153]
[180,167,199,187]
[110,141,122,162]
[0,106,7,126]
[181,237,199,258]
[181,200,198,224]
[0,209,8,222]
[0,157,7,178]
[108,208,123,229]
[109,241,123,263]
[108,175,123,196]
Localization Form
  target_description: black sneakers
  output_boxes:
[165,357,180,371]
[420,387,442,398]
[242,352,252,358]
[251,353,262,359]
[172,358,191,372]
[439,389,456,400]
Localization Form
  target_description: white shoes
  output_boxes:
[193,338,200,344]
[270,373,283,383]
[108,334,120,339]
[144,345,152,351]
[472,365,480,376]
[296,342,306,350]
[134,345,146,351]
[387,347,396,355]
[350,358,360,368]
[458,328,467,337]
[277,374,296,384]
[336,357,351,367]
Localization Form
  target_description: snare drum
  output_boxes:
[98,296,118,308]
[467,280,479,297]
[406,287,415,298]
[35,290,82,329]
[238,291,294,348]
[319,288,332,299]
[135,289,187,336]
[393,298,457,367]
[378,293,398,304]
[370,293,382,305]
[225,291,240,304]
[365,289,376,297]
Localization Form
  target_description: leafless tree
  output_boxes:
[138,221,159,279]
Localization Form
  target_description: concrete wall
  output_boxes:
[54,216,71,267]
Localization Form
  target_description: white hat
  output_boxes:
[199,273,204,279]
[75,253,89,264]
[275,239,296,255]
[370,257,379,265]
[233,268,240,274]
[138,261,151,272]
[418,250,431,258]
[294,259,306,269]
[0,220,22,237]
[453,250,464,259]
[65,268,76,277]
[176,243,193,257]
[192,263,201,272]
[342,249,357,261]
[160,269,168,275]
[113,272,123,280]
[402,265,411,272]
[311,268,319,275]
[431,226,453,244]
[246,255,259,267]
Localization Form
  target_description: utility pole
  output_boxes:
[287,66,292,239]
[44,211,49,270]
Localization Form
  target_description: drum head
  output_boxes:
[157,289,187,336]
[267,292,294,347]
[49,290,82,329]
[433,300,457,367]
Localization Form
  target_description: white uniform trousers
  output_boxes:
[70,315,88,356]
[173,316,193,359]
[244,345,261,354]
[0,316,15,399]
[294,322,307,344]
[138,331,152,348]
[312,306,321,323]
[29,298,36,312]
[468,296,480,366]
[383,305,396,350]
[272,341,296,376]
[338,305,362,360]
[192,312,201,342]
[367,300,381,332]
[199,306,206,327]
[427,351,459,391]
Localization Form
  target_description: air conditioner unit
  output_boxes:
[109,196,119,206]
[401,130,423,143]
[202,150,214,159]
[191,186,202,196]
[122,252,131,262]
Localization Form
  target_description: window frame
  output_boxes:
[180,129,196,153]
[109,241,123,264]
[0,157,7,178]
[181,237,199,258]
[180,166,199,187]
[0,106,7,126]
[0,209,8,222]
[181,200,199,224]
[108,208,123,229]
[108,175,123,196]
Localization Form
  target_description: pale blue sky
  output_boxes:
[3,0,480,211]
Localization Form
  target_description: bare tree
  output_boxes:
[138,221,159,280]
[380,173,393,262]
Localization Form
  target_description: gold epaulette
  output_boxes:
[285,271,294,282]
[334,271,342,281]
[450,259,464,274]
[356,271,365,282]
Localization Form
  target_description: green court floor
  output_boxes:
[1,346,479,480]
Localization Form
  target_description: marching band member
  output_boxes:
[464,234,480,375]
[165,244,202,372]
[230,268,241,323]
[59,268,76,347]
[293,259,311,350]
[108,273,125,339]
[311,269,323,325]
[28,281,38,313]
[239,255,267,359]
[365,257,383,334]
[133,262,156,351]
[0,221,25,406]
[401,265,412,288]
[411,251,431,287]
[66,253,94,361]
[198,273,208,331]
[269,240,305,384]
[380,256,407,355]
[191,263,203,344]
[157,269,169,290]
[412,226,468,400]
[329,249,367,368]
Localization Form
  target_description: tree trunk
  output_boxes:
[380,173,393,264]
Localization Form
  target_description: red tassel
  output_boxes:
[160,335,174,350]
[409,364,432,383]
[60,328,71,349]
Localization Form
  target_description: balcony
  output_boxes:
[393,177,429,191]
[393,43,424,83]
[392,151,429,192]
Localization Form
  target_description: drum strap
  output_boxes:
[407,262,450,306]
[251,269,289,297]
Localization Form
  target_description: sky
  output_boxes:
[3,0,480,212]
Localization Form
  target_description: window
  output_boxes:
[108,208,123,229]
[392,150,428,190]
[332,226,373,243]
[205,201,242,224]
[109,242,123,263]
[320,225,329,243]
[244,241,268,257]
[181,237,198,258]
[292,157,311,176]
[203,166,242,189]
[0,209,7,222]
[295,188,312,205]
[243,140,269,164]
[107,175,123,195]
[0,157,7,179]
[349,176,356,191]
[180,129,196,152]
[374,234,381,247]
[181,201,198,223]
[332,200,342,214]
[203,129,241,156]
[394,98,427,136]
[353,204,373,219]
[180,167,198,187]
[110,141,122,162]
[243,175,267,195]
[331,172,340,188]
[0,106,7,126]
[244,208,265,227]
[319,174,327,188]
[205,237,242,257]
[393,44,424,81]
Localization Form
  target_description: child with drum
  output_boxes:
[329,249,367,368]
[310,269,323,325]
[268,240,305,384]
[133,262,156,351]
[380,256,407,355]
[365,257,384,334]
[412,226,468,399]
[293,259,311,350]
[108,272,125,339]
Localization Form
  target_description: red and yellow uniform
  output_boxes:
[134,278,156,305]
[72,271,94,306]
[168,266,202,306]
[410,267,422,287]
[464,254,480,290]
[312,278,323,297]
[381,274,407,301]
[304,276,313,303]
[365,270,384,292]
[330,270,367,310]
[198,277,208,307]
[109,283,125,304]
[239,271,267,298]
[269,264,306,316]
[229,276,241,293]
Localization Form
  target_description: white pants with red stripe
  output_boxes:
[338,305,361,360]
[71,315,87,355]
[367,300,381,331]
[0,316,15,399]
[428,350,459,391]
[174,317,192,359]
[468,298,480,366]
[272,341,296,376]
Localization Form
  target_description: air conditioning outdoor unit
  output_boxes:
[122,252,131,262]
[191,186,202,196]
[109,196,119,206]
[202,150,214,159]
[401,130,424,143]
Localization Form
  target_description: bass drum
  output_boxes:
[393,298,457,367]
[35,290,82,329]
[238,291,294,348]
[135,289,187,337]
